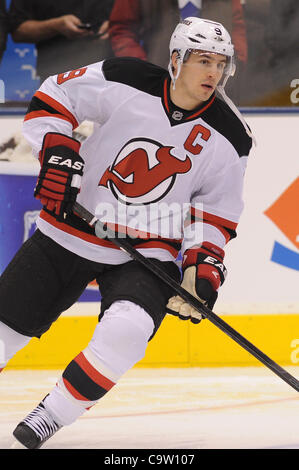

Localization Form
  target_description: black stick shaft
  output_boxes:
[73,202,299,392]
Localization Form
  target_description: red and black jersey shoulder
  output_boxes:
[201,96,253,158]
[102,57,168,97]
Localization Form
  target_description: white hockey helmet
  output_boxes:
[168,17,235,86]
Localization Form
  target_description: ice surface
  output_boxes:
[1,367,298,449]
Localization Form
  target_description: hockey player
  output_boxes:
[0,18,252,448]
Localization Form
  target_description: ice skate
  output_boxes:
[13,399,62,449]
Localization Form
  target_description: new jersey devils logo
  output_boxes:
[99,138,192,204]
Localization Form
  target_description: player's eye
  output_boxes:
[199,59,209,65]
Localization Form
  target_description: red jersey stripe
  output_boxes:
[24,110,76,128]
[190,207,238,230]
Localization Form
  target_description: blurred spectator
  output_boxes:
[0,0,8,63]
[9,0,115,83]
[109,0,180,69]
[240,0,272,106]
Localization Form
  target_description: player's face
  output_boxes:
[171,51,227,109]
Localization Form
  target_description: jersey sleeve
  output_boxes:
[22,61,113,156]
[182,152,247,254]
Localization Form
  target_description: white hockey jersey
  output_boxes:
[23,58,252,265]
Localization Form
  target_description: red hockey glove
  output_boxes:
[167,242,227,324]
[34,133,84,219]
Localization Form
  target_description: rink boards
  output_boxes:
[7,309,299,369]
[0,114,298,370]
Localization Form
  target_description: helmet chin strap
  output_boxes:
[168,57,183,90]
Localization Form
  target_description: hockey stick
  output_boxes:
[73,201,299,392]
